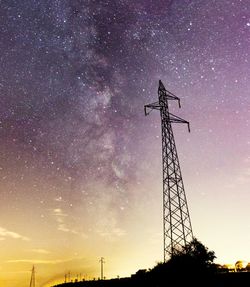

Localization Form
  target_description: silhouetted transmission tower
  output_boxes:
[145,80,193,261]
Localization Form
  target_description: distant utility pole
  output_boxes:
[29,266,35,287]
[99,257,105,280]
[68,271,71,282]
[145,80,193,261]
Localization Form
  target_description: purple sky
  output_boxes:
[0,1,250,286]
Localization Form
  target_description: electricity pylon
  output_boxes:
[145,80,193,261]
[29,266,35,287]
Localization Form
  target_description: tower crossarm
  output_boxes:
[169,113,190,132]
[144,101,161,115]
[144,105,190,132]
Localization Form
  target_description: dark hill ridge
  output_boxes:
[54,239,249,287]
[54,272,250,287]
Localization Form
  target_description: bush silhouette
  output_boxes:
[150,238,216,282]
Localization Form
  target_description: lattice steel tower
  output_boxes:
[145,80,193,262]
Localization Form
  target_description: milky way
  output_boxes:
[0,1,250,286]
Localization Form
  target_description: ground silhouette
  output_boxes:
[54,238,250,287]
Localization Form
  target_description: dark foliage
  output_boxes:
[150,238,216,279]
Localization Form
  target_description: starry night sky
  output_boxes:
[0,1,250,286]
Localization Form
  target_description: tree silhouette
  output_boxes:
[181,237,216,267]
[150,238,216,283]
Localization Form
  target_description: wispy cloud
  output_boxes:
[97,227,126,238]
[53,208,67,220]
[52,208,87,238]
[243,156,250,163]
[0,226,30,241]
[237,168,250,184]
[227,167,250,189]
[6,258,73,265]
[30,249,51,254]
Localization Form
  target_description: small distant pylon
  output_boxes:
[99,257,105,280]
[145,80,193,261]
[29,266,35,287]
